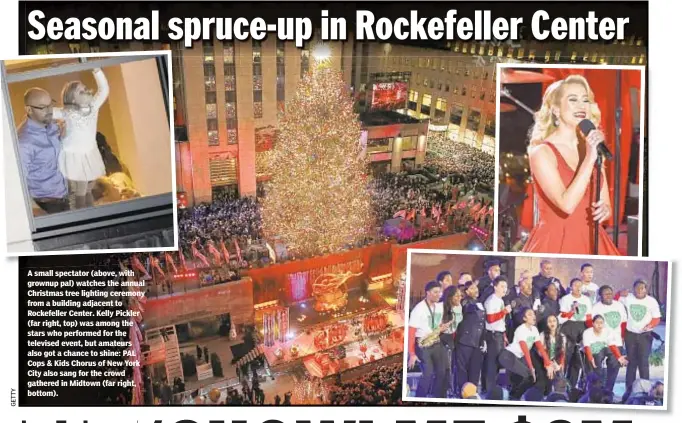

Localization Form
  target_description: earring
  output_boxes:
[553,116,559,126]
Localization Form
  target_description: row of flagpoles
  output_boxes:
[392,198,494,224]
[127,238,251,280]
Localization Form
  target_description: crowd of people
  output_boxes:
[407,259,665,406]
[177,192,263,253]
[327,362,404,405]
[425,141,496,192]
[160,170,493,278]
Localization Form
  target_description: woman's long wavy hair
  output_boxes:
[542,314,565,361]
[442,285,464,324]
[528,75,602,147]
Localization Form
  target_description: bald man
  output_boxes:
[17,88,69,213]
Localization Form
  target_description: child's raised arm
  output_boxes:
[92,68,109,109]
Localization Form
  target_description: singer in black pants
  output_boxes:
[561,321,586,388]
[624,330,653,393]
[455,283,486,393]
[483,330,505,392]
[415,343,449,398]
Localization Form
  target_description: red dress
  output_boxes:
[522,142,621,255]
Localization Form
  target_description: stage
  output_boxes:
[303,328,404,378]
[262,306,405,368]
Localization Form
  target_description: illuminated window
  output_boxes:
[516,48,525,59]
[421,93,432,116]
[591,53,598,63]
[204,40,218,146]
[462,43,468,53]
[583,51,590,62]
[69,43,81,54]
[224,41,238,144]
[507,47,514,58]
[435,97,447,120]
[631,56,637,64]
[450,103,464,126]
[454,42,460,52]
[545,50,551,62]
[408,90,419,111]
[225,102,236,119]
[555,51,562,61]
[528,49,536,61]
[479,45,485,55]
[571,51,578,61]
[636,38,643,46]
[204,73,216,91]
[488,45,495,56]
[206,104,217,119]
[253,40,263,119]
[203,41,214,63]
[253,75,263,90]
[497,47,504,57]
[639,54,645,64]
[207,119,219,146]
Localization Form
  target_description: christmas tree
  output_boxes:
[261,45,374,257]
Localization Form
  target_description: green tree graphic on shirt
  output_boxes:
[591,341,607,355]
[630,304,647,322]
[604,311,621,329]
[431,311,443,330]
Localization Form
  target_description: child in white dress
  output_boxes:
[54,68,109,209]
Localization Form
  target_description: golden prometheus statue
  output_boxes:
[311,271,363,312]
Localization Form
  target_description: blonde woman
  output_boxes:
[523,75,620,255]
[54,68,109,209]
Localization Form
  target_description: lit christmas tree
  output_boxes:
[261,44,374,258]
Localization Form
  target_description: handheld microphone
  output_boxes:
[578,119,613,160]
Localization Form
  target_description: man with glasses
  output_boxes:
[17,88,69,214]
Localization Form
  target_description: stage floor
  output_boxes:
[303,333,404,378]
[263,307,405,367]
[286,288,392,328]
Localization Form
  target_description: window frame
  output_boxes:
[1,53,174,236]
